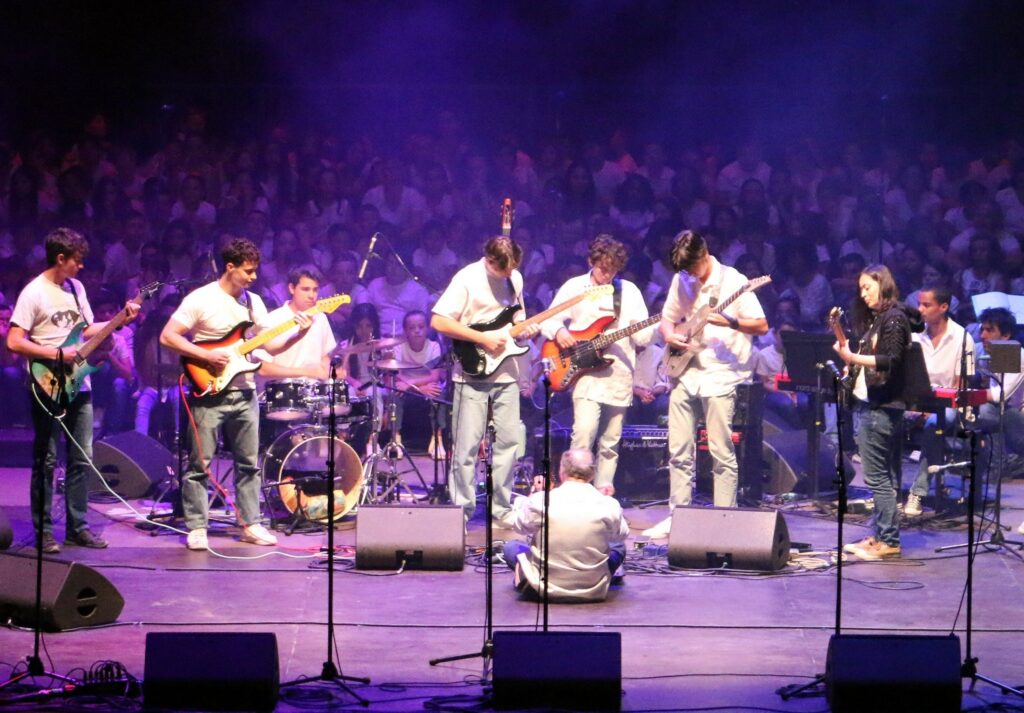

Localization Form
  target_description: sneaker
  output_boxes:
[186,528,208,551]
[852,539,901,560]
[610,562,625,585]
[240,523,278,546]
[642,516,673,539]
[37,533,60,554]
[904,493,923,516]
[64,529,108,549]
[842,536,877,555]
[427,434,447,460]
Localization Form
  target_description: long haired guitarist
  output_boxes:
[430,230,541,525]
[159,238,303,551]
[7,227,141,553]
[642,230,768,539]
[538,235,655,495]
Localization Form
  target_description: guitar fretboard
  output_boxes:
[589,313,662,350]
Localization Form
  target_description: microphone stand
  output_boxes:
[540,359,553,630]
[280,359,369,705]
[778,367,849,700]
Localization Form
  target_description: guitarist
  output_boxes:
[430,236,540,526]
[8,227,141,552]
[539,235,653,495]
[160,238,309,550]
[643,230,767,539]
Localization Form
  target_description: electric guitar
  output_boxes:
[31,281,162,405]
[828,306,855,390]
[662,276,772,379]
[452,285,614,377]
[182,294,351,396]
[540,312,662,392]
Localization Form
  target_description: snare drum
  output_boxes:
[344,395,372,422]
[311,379,352,418]
[265,379,317,422]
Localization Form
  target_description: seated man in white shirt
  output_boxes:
[503,449,629,603]
[905,287,974,516]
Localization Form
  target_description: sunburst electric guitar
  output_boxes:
[662,276,772,379]
[31,282,162,406]
[182,294,351,396]
[540,312,662,392]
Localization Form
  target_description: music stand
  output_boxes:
[780,332,841,502]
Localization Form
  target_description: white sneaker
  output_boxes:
[904,494,923,517]
[186,528,208,551]
[642,516,673,539]
[240,523,278,546]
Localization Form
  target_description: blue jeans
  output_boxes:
[182,389,262,530]
[855,405,903,547]
[502,540,625,574]
[30,389,93,537]
[449,381,520,522]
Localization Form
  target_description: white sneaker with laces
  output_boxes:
[186,528,208,551]
[904,493,923,516]
[642,516,673,539]
[240,523,278,546]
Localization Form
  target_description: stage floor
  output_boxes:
[1,453,1023,712]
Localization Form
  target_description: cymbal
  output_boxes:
[374,358,422,371]
[334,337,406,356]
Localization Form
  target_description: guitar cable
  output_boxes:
[30,377,322,562]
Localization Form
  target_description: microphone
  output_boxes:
[358,232,380,280]
[927,460,972,474]
[824,360,843,380]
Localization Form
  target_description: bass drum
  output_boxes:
[263,425,363,522]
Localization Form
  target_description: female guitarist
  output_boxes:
[831,264,923,561]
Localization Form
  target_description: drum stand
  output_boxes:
[359,365,428,504]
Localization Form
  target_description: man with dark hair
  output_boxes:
[8,227,140,552]
[160,238,312,550]
[431,235,539,527]
[643,230,768,539]
[540,235,652,495]
[905,287,975,516]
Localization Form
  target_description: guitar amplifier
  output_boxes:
[615,426,669,499]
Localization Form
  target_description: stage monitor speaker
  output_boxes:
[0,553,124,631]
[144,632,279,711]
[826,634,961,713]
[763,430,853,495]
[0,506,11,550]
[667,506,790,571]
[91,430,175,498]
[492,631,621,711]
[355,505,464,570]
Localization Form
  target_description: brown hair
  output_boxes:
[483,235,523,271]
[45,227,89,266]
[669,229,708,273]
[588,234,628,273]
[221,238,261,269]
[852,263,900,332]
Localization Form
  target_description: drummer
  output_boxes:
[255,266,339,385]
[386,310,446,458]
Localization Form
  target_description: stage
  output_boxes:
[1,453,1023,712]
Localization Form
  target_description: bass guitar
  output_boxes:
[182,294,351,396]
[540,312,662,392]
[31,281,162,405]
[662,276,772,379]
[452,285,613,377]
[827,306,855,390]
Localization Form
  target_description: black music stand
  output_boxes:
[780,332,842,502]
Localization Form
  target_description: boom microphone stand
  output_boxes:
[281,358,369,705]
[540,358,553,630]
[1,357,80,693]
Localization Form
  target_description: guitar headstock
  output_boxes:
[317,294,353,315]
[501,198,514,237]
[827,306,845,328]
[747,275,773,290]
[136,281,164,302]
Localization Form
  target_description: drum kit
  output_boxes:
[259,337,451,530]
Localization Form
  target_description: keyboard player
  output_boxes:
[905,287,975,516]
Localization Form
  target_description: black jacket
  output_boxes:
[858,302,925,409]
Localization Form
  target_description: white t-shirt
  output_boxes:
[170,281,269,390]
[662,257,765,397]
[432,258,525,384]
[11,275,95,391]
[254,303,337,371]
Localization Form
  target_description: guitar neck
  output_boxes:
[591,313,662,349]
[239,306,322,356]
[510,293,588,338]
[76,301,136,361]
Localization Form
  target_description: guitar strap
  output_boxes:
[242,289,256,336]
[612,277,622,321]
[65,279,89,326]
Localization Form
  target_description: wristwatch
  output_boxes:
[726,315,739,330]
